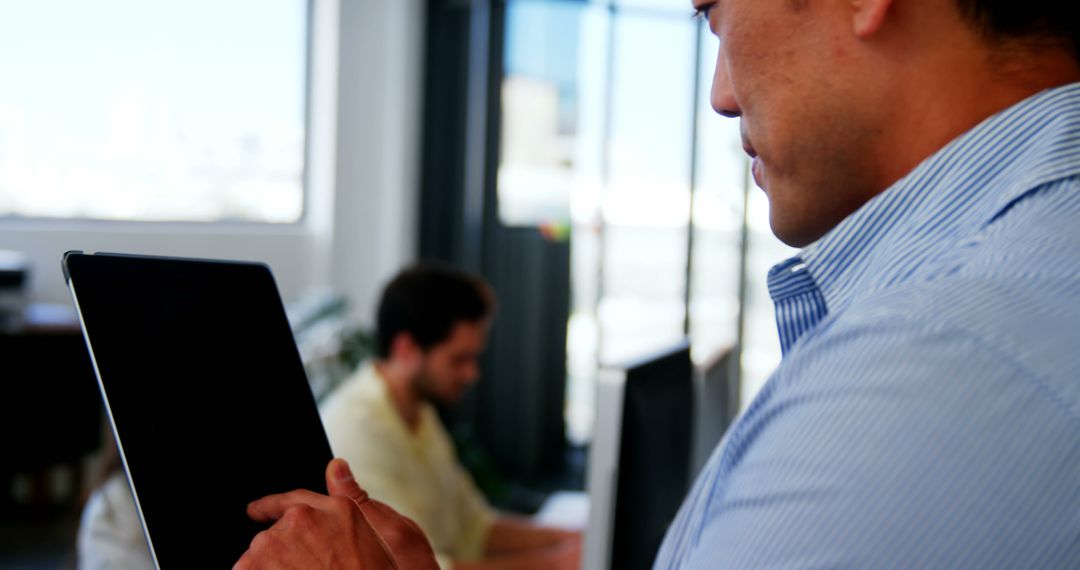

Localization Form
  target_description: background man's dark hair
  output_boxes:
[955,0,1080,59]
[375,264,496,358]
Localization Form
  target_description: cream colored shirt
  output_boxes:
[320,363,495,569]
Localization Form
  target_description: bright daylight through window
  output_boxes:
[499,0,796,444]
[0,0,307,223]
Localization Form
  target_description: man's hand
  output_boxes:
[233,458,439,570]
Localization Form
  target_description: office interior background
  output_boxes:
[0,0,797,566]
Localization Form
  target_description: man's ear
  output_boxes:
[851,0,894,38]
[390,333,422,371]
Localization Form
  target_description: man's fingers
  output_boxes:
[357,500,440,570]
[323,459,435,568]
[325,458,369,503]
[237,466,441,569]
[247,458,366,524]
[247,489,326,522]
[236,506,399,570]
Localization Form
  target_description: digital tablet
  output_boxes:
[63,252,334,568]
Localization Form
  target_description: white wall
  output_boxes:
[0,222,322,305]
[328,0,424,324]
[0,0,424,328]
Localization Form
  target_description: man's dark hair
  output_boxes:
[955,0,1080,59]
[375,264,495,358]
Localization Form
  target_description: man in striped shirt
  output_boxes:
[653,0,1080,567]
[235,0,1080,567]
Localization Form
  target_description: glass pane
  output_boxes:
[688,26,745,366]
[506,2,701,444]
[600,13,696,364]
[741,179,799,407]
[0,0,307,223]
[562,4,610,443]
[501,1,609,444]
[613,0,694,15]
[499,1,585,227]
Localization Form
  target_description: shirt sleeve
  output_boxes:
[323,408,420,515]
[671,311,1080,569]
[450,459,496,561]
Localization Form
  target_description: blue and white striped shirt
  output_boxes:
[655,83,1080,569]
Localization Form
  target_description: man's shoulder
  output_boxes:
[704,189,1080,562]
[686,269,1080,568]
[809,179,1080,415]
[320,366,404,450]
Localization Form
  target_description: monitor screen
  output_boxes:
[691,346,738,479]
[584,341,693,570]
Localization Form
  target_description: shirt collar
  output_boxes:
[772,82,1080,314]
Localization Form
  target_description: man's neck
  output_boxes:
[373,360,422,433]
[854,4,1080,198]
[882,57,1080,195]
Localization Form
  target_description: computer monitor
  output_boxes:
[583,341,693,570]
[690,346,739,479]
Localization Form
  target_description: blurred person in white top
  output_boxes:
[77,450,152,570]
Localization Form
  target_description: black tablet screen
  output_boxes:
[65,252,333,568]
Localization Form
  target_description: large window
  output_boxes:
[499,0,797,442]
[0,0,308,223]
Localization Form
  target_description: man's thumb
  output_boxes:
[326,458,368,502]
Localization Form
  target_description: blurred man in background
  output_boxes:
[319,264,580,570]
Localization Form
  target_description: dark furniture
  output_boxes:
[0,313,102,515]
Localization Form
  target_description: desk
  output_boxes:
[0,306,102,513]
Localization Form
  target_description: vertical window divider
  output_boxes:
[683,20,705,338]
